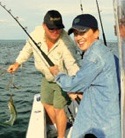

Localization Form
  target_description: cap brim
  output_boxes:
[68,28,74,35]
[46,24,65,29]
[68,27,90,35]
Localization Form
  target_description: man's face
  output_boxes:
[43,24,62,43]
[73,29,99,51]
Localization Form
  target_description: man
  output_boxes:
[7,10,79,138]
[49,14,121,138]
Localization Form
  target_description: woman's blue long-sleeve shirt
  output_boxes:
[55,40,121,138]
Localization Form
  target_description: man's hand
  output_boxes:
[49,65,59,76]
[7,62,20,73]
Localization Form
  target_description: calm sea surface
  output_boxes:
[0,40,118,138]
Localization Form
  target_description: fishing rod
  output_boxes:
[79,0,83,13]
[95,0,107,46]
[0,2,54,66]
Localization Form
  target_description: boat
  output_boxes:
[26,94,79,138]
[1,1,125,138]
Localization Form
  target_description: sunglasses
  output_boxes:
[48,27,61,30]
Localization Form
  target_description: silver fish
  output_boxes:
[1,94,17,126]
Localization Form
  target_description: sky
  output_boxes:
[0,0,118,41]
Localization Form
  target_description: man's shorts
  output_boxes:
[41,77,71,109]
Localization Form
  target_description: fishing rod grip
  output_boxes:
[36,45,54,66]
[75,96,81,105]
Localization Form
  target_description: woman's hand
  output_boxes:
[68,92,83,101]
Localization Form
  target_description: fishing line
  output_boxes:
[0,2,54,67]
[95,0,107,46]
[0,67,7,77]
[0,55,19,126]
[0,72,17,126]
[79,0,84,13]
[6,74,19,91]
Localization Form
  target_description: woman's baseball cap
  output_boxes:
[68,14,98,35]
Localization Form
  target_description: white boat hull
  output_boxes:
[26,94,46,138]
[26,94,78,138]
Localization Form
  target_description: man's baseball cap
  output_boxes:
[43,10,65,29]
[68,14,98,35]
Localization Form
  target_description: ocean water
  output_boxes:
[0,40,118,138]
[0,40,42,138]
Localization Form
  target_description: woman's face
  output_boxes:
[73,29,99,51]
